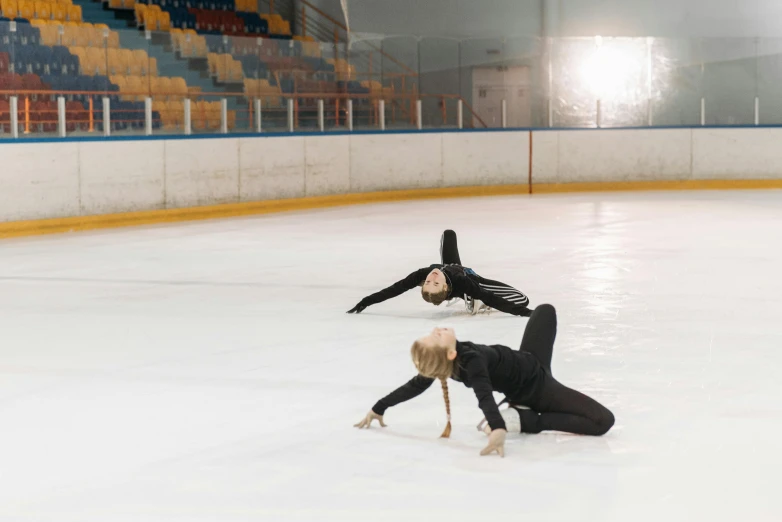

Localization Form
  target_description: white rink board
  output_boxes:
[3,127,782,223]
[442,131,528,186]
[303,135,351,197]
[164,138,240,208]
[0,142,79,221]
[530,130,559,184]
[692,128,782,179]
[238,136,306,201]
[554,129,692,183]
[79,140,166,215]
[348,133,444,192]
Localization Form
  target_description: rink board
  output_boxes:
[1,128,782,234]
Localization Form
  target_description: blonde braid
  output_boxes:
[439,377,452,438]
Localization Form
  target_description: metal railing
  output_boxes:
[0,89,486,138]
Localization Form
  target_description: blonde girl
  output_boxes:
[354,305,615,457]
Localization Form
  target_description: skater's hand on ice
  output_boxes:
[354,411,387,429]
[480,429,506,457]
[347,300,369,314]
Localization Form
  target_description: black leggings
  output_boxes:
[440,229,462,265]
[513,305,615,436]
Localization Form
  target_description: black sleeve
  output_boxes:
[361,267,431,307]
[463,357,506,431]
[372,375,435,415]
[463,278,530,316]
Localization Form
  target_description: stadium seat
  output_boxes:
[86,47,107,75]
[52,1,67,21]
[1,0,18,19]
[124,74,145,101]
[66,3,79,21]
[18,0,33,19]
[34,1,51,20]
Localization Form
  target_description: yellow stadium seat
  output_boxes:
[205,101,220,129]
[118,49,134,75]
[69,46,86,71]
[106,49,130,76]
[206,53,218,77]
[107,48,120,75]
[166,100,184,128]
[86,47,107,75]
[1,0,18,18]
[155,76,173,99]
[143,8,157,30]
[66,3,79,21]
[34,1,51,19]
[156,10,170,31]
[60,23,77,46]
[18,0,34,19]
[171,29,186,54]
[228,60,243,82]
[107,30,119,48]
[124,75,145,102]
[38,22,60,45]
[74,23,91,47]
[192,101,206,130]
[132,50,147,76]
[108,0,121,8]
[109,75,127,100]
[51,1,67,20]
[170,77,187,97]
[152,99,167,127]
[243,78,256,97]
[148,57,157,76]
[149,76,162,97]
[134,3,145,25]
[89,24,107,47]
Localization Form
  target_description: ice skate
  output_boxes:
[466,297,493,315]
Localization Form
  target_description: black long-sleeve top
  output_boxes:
[359,264,530,316]
[371,340,545,431]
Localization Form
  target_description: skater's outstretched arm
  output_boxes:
[347,267,431,313]
[354,375,434,428]
[371,374,434,415]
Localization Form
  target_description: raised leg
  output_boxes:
[519,304,557,371]
[440,229,462,265]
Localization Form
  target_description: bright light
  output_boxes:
[579,39,644,101]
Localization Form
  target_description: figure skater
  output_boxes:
[347,230,532,317]
[353,305,615,457]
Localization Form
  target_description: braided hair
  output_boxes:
[411,340,456,438]
[439,377,452,438]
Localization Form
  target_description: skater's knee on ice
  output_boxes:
[594,408,615,436]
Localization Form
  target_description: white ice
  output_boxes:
[0,191,781,522]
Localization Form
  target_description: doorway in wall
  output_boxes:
[472,66,531,128]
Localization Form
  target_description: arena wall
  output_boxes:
[1,128,782,236]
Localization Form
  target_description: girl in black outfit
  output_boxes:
[354,305,615,457]
[347,230,532,317]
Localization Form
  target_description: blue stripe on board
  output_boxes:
[0,124,779,145]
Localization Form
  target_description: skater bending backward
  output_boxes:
[354,305,615,457]
[347,230,532,317]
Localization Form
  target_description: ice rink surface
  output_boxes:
[0,190,781,522]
